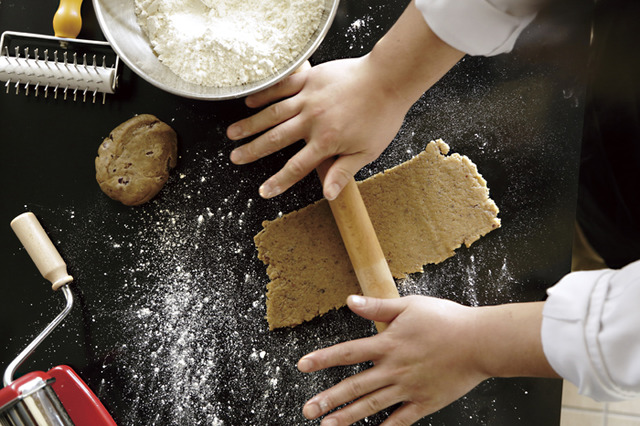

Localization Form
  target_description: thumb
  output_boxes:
[346,295,407,324]
[323,154,367,201]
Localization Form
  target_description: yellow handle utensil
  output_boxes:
[53,0,83,38]
[0,0,119,103]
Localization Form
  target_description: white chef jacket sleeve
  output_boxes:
[541,260,640,401]
[414,0,539,56]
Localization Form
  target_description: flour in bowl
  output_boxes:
[134,0,325,87]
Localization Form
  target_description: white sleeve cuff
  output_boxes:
[415,0,536,56]
[541,261,640,401]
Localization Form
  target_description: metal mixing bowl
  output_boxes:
[92,0,340,100]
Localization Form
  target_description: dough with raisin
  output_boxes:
[96,114,178,206]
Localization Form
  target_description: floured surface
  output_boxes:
[2,0,583,423]
[255,139,501,329]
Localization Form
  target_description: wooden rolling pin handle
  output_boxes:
[11,212,74,291]
[317,160,399,332]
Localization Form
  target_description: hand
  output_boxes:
[297,295,488,425]
[227,1,465,201]
[227,55,413,201]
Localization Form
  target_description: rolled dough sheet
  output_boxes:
[254,139,501,329]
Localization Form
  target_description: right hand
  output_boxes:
[297,295,556,425]
[297,295,489,425]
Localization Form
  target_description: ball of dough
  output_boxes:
[95,114,178,206]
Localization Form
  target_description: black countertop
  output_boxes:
[0,1,591,425]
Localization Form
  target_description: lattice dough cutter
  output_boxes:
[0,0,119,103]
[0,212,116,426]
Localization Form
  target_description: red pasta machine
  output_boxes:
[0,212,116,426]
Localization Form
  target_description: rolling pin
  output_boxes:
[316,160,399,332]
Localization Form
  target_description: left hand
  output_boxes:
[226,56,413,201]
[297,295,488,425]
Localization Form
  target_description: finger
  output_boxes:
[227,96,301,141]
[346,295,407,324]
[302,370,394,420]
[230,115,306,165]
[382,402,429,426]
[245,69,308,108]
[258,143,327,198]
[297,336,382,373]
[322,153,370,200]
[320,386,406,426]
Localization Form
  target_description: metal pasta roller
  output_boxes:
[0,212,116,426]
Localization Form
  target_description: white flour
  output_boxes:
[134,0,325,87]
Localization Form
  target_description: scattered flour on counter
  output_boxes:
[36,143,518,424]
[346,15,374,50]
[134,0,325,87]
[57,152,365,425]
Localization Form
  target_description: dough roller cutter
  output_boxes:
[0,0,119,103]
[0,212,116,426]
